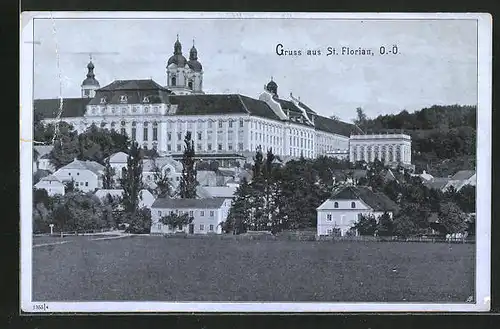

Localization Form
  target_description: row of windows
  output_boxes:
[251,121,282,134]
[157,223,215,231]
[167,119,244,130]
[167,131,243,142]
[158,210,215,217]
[165,142,244,152]
[75,181,89,187]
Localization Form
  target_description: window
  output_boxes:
[228,144,233,151]
[167,132,172,141]
[75,182,79,186]
[197,143,201,151]
[177,144,181,152]
[238,143,243,151]
[143,126,148,141]
[121,128,126,135]
[351,202,356,208]
[209,224,214,231]
[239,119,244,127]
[200,224,204,231]
[200,211,205,216]
[207,143,212,151]
[158,223,162,230]
[217,144,222,151]
[327,229,333,235]
[171,76,176,86]
[131,122,136,140]
[189,211,194,217]
[178,224,182,230]
[208,121,212,128]
[120,95,128,103]
[152,122,158,141]
[229,120,233,128]
[167,145,171,151]
[197,132,202,140]
[334,202,339,208]
[218,121,223,128]
[188,81,193,89]
[77,172,80,176]
[327,214,332,221]
[177,132,182,141]
[85,182,88,187]
[210,211,214,217]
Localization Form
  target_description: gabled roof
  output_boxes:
[423,178,450,191]
[89,79,172,105]
[450,170,475,181]
[329,186,399,212]
[198,186,237,198]
[60,159,105,175]
[37,174,62,183]
[34,145,54,158]
[34,98,91,119]
[106,151,129,163]
[151,197,228,209]
[313,115,356,137]
[94,188,152,200]
[239,95,282,121]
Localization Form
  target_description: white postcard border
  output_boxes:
[20,11,492,313]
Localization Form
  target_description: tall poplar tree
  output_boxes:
[102,157,115,189]
[120,141,143,213]
[179,132,198,199]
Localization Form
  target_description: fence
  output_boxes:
[33,227,117,237]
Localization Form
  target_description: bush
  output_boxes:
[125,207,152,234]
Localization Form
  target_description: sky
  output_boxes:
[32,17,478,122]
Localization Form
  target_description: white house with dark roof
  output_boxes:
[34,174,65,196]
[316,185,399,237]
[53,158,105,192]
[423,170,476,192]
[150,197,232,235]
[33,145,55,173]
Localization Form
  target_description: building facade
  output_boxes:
[316,186,399,237]
[349,134,412,165]
[34,37,411,166]
[52,158,105,192]
[150,197,232,235]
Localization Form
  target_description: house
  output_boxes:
[150,197,232,235]
[94,189,155,208]
[105,151,129,183]
[331,169,367,185]
[423,177,451,192]
[316,185,399,237]
[142,156,183,190]
[33,145,55,173]
[53,158,105,192]
[34,174,65,196]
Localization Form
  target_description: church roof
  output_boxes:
[88,79,172,105]
[314,115,357,137]
[168,94,281,121]
[450,170,475,181]
[33,98,91,119]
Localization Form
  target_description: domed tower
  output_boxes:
[166,36,204,95]
[266,77,278,97]
[81,56,100,98]
[186,40,204,94]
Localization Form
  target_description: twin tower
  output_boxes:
[81,35,204,98]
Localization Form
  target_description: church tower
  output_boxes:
[81,56,100,98]
[166,36,204,95]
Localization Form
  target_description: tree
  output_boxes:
[352,214,377,236]
[151,157,173,198]
[393,213,420,238]
[51,192,105,233]
[224,177,252,234]
[438,201,468,234]
[179,132,198,199]
[353,107,368,132]
[120,141,144,214]
[455,185,476,213]
[159,212,194,231]
[376,212,394,236]
[102,157,116,189]
[125,207,152,234]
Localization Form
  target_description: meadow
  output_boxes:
[32,235,475,302]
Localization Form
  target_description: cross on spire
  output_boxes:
[89,53,93,62]
[177,34,179,41]
[193,39,195,46]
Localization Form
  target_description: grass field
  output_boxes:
[32,235,475,302]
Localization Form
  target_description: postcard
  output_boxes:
[20,11,492,313]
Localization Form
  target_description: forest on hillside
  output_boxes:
[352,105,477,177]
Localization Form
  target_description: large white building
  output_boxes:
[34,37,411,165]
